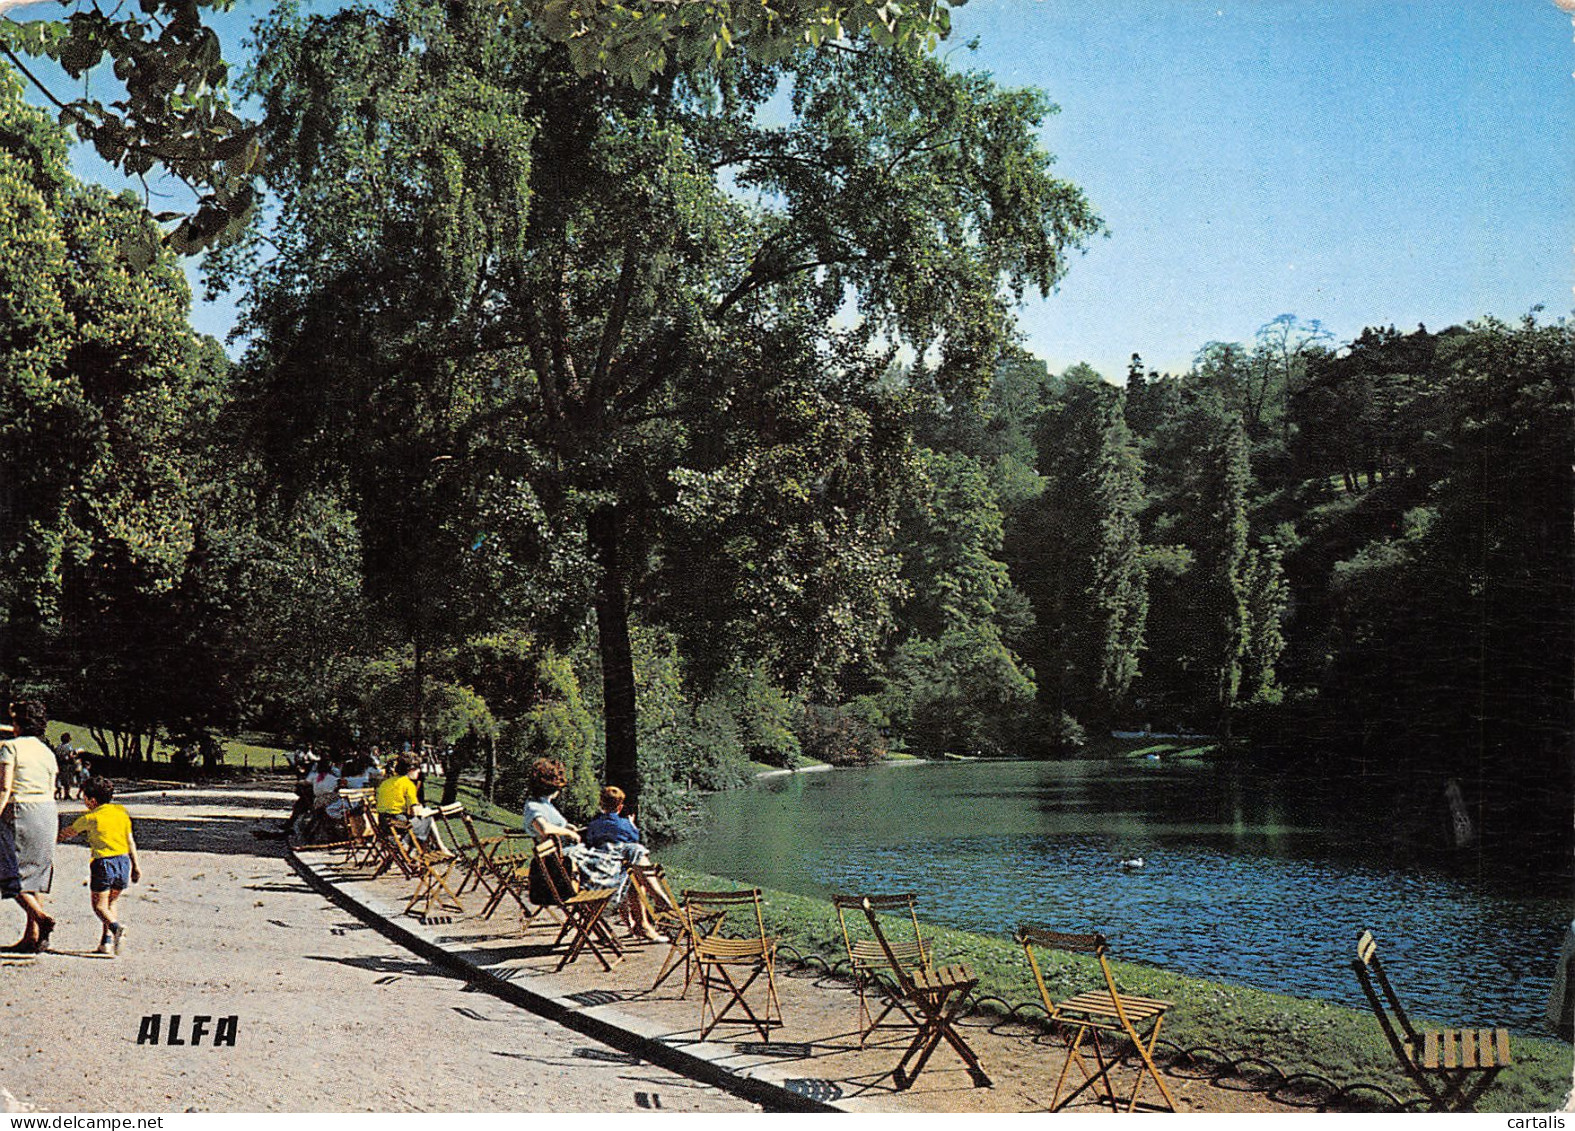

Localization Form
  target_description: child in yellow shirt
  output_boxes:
[57,776,141,955]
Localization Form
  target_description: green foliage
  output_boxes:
[1239,543,1289,704]
[356,651,495,748]
[494,647,598,819]
[1,65,240,753]
[524,0,961,84]
[1005,367,1147,741]
[717,663,802,769]
[795,698,888,766]
[234,0,1099,799]
[601,625,753,837]
[875,441,1035,756]
[0,0,261,256]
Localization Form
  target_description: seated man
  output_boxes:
[375,754,421,822]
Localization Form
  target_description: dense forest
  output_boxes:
[0,1,1568,858]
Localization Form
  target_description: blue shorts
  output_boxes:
[90,855,131,892]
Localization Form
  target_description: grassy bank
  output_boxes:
[424,771,1570,1112]
[658,864,1570,1113]
[44,719,291,772]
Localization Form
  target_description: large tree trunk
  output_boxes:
[589,506,640,809]
[412,635,426,805]
[483,734,496,802]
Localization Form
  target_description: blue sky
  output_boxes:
[28,0,1575,380]
[950,0,1575,378]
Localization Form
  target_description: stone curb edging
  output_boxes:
[286,847,837,1114]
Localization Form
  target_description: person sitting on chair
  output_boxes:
[584,785,667,943]
[522,763,662,943]
[375,754,421,821]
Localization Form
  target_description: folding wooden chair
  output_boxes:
[299,787,375,859]
[345,802,388,870]
[337,787,377,860]
[434,804,506,900]
[833,892,932,1046]
[629,862,714,995]
[475,832,544,921]
[1352,929,1512,1112]
[369,814,421,880]
[531,837,623,972]
[1016,925,1173,1112]
[685,888,782,1041]
[403,827,466,919]
[865,899,989,1090]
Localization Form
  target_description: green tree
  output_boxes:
[234,0,1101,804]
[878,444,1034,757]
[1005,364,1147,739]
[1239,542,1288,704]
[1,0,960,255]
[1085,393,1148,710]
[1192,410,1251,736]
[1,65,234,756]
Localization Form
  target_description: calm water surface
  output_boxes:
[663,758,1572,1033]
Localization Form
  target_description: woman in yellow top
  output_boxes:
[0,700,59,953]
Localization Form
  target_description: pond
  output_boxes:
[662,757,1571,1034]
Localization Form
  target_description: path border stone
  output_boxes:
[288,847,835,1114]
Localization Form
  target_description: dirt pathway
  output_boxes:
[0,787,755,1114]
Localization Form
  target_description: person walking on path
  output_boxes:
[52,733,77,801]
[57,776,141,954]
[0,700,59,952]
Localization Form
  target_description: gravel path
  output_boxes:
[0,787,755,1114]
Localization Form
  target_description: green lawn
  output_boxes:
[43,720,291,771]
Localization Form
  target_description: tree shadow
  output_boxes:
[303,953,460,980]
[107,814,289,857]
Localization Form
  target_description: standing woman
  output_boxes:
[0,700,59,952]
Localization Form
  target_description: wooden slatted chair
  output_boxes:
[1016,925,1174,1112]
[866,899,989,1090]
[295,787,376,863]
[832,892,932,1046]
[434,804,507,901]
[1352,929,1512,1112]
[629,862,714,995]
[346,802,389,870]
[530,836,623,972]
[369,813,421,880]
[402,825,466,919]
[337,787,378,862]
[685,888,782,1041]
[476,832,544,921]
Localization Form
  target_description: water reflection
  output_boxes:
[665,759,1571,1033]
